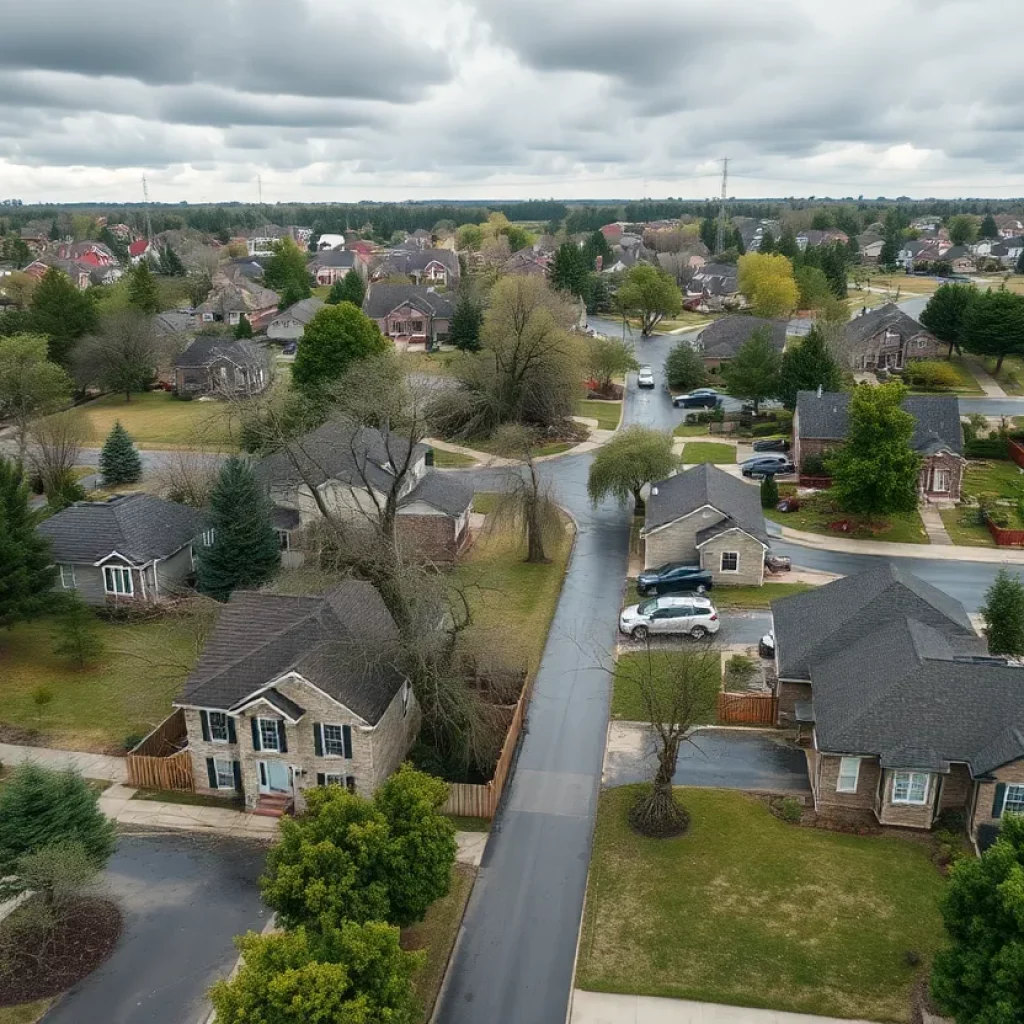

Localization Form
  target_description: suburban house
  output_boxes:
[792,389,965,502]
[772,565,1024,848]
[55,240,118,267]
[693,315,787,369]
[737,219,782,252]
[371,248,460,288]
[22,258,92,290]
[362,284,454,348]
[174,581,419,813]
[940,245,977,274]
[37,493,208,606]
[128,238,151,263]
[502,248,552,277]
[641,463,770,586]
[174,337,272,397]
[308,249,367,286]
[195,277,281,330]
[795,229,849,251]
[837,303,943,371]
[403,228,433,249]
[267,297,324,341]
[857,233,885,262]
[256,421,473,563]
[685,263,741,311]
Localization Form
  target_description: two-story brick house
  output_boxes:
[838,303,943,371]
[175,581,419,814]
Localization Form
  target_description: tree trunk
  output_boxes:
[525,511,547,564]
[996,354,1006,373]
[125,390,131,402]
[632,487,645,514]
[628,735,690,838]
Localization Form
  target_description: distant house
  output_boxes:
[267,298,325,341]
[795,229,849,251]
[223,257,266,283]
[174,337,272,397]
[22,257,92,290]
[641,464,770,586]
[502,248,551,277]
[316,233,347,251]
[693,316,787,369]
[128,239,151,263]
[362,284,454,347]
[38,494,208,606]
[56,241,118,267]
[244,226,287,257]
[600,223,624,243]
[738,219,783,253]
[940,245,977,274]
[792,389,965,502]
[307,249,367,286]
[685,262,741,311]
[403,229,433,249]
[838,304,943,371]
[195,277,280,330]
[857,234,885,262]
[371,248,460,288]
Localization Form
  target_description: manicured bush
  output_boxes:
[903,360,962,391]
[964,437,1009,459]
[760,476,779,508]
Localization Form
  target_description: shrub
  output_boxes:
[903,360,962,391]
[776,797,803,823]
[760,476,779,508]
[964,437,1009,459]
[725,654,756,686]
[801,452,828,476]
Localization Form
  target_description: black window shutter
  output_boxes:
[206,757,218,789]
[346,776,355,793]
[313,723,323,757]
[316,772,325,786]
[277,720,288,753]
[232,761,242,792]
[227,717,237,745]
[343,725,352,759]
[251,717,261,751]
[200,710,211,742]
[993,782,1008,818]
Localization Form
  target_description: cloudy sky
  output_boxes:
[1,0,1022,204]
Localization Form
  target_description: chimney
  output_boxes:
[817,384,823,399]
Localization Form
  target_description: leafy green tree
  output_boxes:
[980,213,999,239]
[549,242,590,297]
[920,282,976,358]
[931,815,1024,1024]
[0,333,74,462]
[794,265,833,310]
[159,244,186,276]
[980,567,1024,656]
[962,289,1024,373]
[29,266,99,366]
[760,475,779,509]
[262,237,312,299]
[0,457,58,628]
[776,226,799,259]
[99,421,142,485]
[583,229,613,269]
[811,210,833,231]
[449,292,484,352]
[292,303,388,397]
[455,223,483,250]
[947,214,978,247]
[234,313,253,339]
[209,922,420,1024]
[126,260,161,314]
[777,325,843,410]
[665,339,707,392]
[587,425,677,513]
[722,327,782,414]
[828,382,920,517]
[52,596,104,669]
[197,457,280,601]
[616,264,682,335]
[327,269,366,307]
[737,252,799,319]
[76,309,159,401]
[584,335,638,393]
[261,765,456,931]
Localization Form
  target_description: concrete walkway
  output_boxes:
[0,741,128,782]
[570,990,877,1024]
[964,356,1007,398]
[920,504,954,544]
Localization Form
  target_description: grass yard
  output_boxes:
[534,441,576,457]
[681,442,736,464]
[398,350,460,377]
[982,355,1024,395]
[0,1001,53,1024]
[906,357,983,395]
[963,458,1024,500]
[673,421,714,437]
[0,610,207,753]
[431,449,479,468]
[938,507,995,547]
[311,284,332,300]
[764,496,930,544]
[578,399,622,431]
[446,815,490,832]
[578,788,945,1022]
[611,651,720,722]
[470,492,500,515]
[622,579,814,610]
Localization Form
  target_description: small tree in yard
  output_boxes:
[0,333,74,463]
[99,420,142,485]
[448,291,484,352]
[587,426,677,514]
[126,260,161,315]
[327,269,366,308]
[51,596,104,669]
[75,309,162,401]
[776,325,843,410]
[828,382,920,518]
[760,475,779,509]
[616,264,683,335]
[292,302,388,398]
[722,326,782,414]
[233,313,252,339]
[980,566,1024,656]
[665,339,707,392]
[584,334,638,394]
[197,457,280,601]
[931,815,1024,1024]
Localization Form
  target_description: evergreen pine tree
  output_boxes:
[197,457,280,602]
[48,219,60,241]
[126,260,161,314]
[160,244,186,276]
[449,293,484,352]
[981,566,1024,655]
[52,596,104,669]
[760,475,779,509]
[29,266,99,366]
[0,457,58,629]
[338,269,366,307]
[980,213,999,239]
[99,421,142,485]
[234,314,253,339]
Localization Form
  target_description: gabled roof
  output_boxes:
[174,336,270,370]
[362,284,455,321]
[695,316,787,359]
[843,303,932,349]
[372,248,458,277]
[794,390,963,455]
[645,463,768,540]
[154,311,194,336]
[128,239,149,257]
[272,297,323,325]
[37,493,205,565]
[309,249,360,268]
[399,471,472,517]
[177,582,405,724]
[197,277,279,314]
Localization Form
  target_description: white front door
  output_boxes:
[259,760,291,794]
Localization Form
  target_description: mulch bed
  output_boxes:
[0,897,123,1006]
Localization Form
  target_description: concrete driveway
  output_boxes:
[604,726,811,793]
[44,831,268,1024]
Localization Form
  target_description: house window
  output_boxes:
[322,773,345,787]
[836,757,861,793]
[259,718,281,752]
[201,529,215,546]
[277,530,290,551]
[322,724,346,757]
[411,320,424,333]
[214,758,235,789]
[1005,784,1024,815]
[931,468,950,493]
[892,771,930,805]
[209,712,230,743]
[720,552,739,573]
[60,565,77,589]
[103,565,133,596]
[202,312,214,322]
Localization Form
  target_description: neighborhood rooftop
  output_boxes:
[645,462,768,540]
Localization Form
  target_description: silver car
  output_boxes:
[619,594,720,641]
[637,366,655,389]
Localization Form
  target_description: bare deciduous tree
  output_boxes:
[74,309,168,401]
[149,447,221,507]
[27,410,86,497]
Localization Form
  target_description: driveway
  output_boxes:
[44,832,268,1024]
[603,726,810,793]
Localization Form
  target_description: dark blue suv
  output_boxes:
[636,562,714,596]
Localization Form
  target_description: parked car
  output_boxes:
[775,497,801,513]
[764,552,792,573]
[752,438,790,453]
[758,631,775,658]
[637,366,655,389]
[636,563,714,596]
[282,341,298,355]
[741,456,795,479]
[671,388,720,409]
[619,595,720,642]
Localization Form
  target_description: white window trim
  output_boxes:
[213,758,234,789]
[720,551,740,573]
[103,565,133,596]
[931,468,950,493]
[891,770,930,805]
[1005,784,1024,815]
[60,564,77,589]
[208,711,230,744]
[836,757,861,793]
[322,772,345,786]
[201,529,215,547]
[322,723,346,758]
[258,717,281,752]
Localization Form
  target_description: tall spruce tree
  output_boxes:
[234,313,253,339]
[449,292,484,352]
[197,457,280,601]
[777,325,844,409]
[126,260,161,314]
[979,213,999,240]
[327,269,366,307]
[29,266,98,366]
[981,567,1024,656]
[99,421,142,485]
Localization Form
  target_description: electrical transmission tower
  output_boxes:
[141,174,154,243]
[714,157,728,255]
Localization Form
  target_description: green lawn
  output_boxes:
[963,459,1024,500]
[446,815,490,832]
[0,1001,52,1024]
[578,788,945,1022]
[611,651,720,722]
[673,421,713,437]
[470,492,500,515]
[431,449,479,468]
[984,355,1024,395]
[398,351,459,377]
[578,400,622,431]
[764,494,930,544]
[681,442,736,464]
[938,507,995,547]
[311,284,332,300]
[623,580,814,610]
[534,441,576,457]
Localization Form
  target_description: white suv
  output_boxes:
[619,594,720,642]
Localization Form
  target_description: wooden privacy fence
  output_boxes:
[1009,439,1024,470]
[717,692,778,725]
[127,708,195,792]
[986,515,1024,548]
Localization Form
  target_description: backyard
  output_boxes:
[577,787,946,1022]
[577,399,622,431]
[963,458,1024,500]
[681,442,735,464]
[611,651,720,722]
[938,507,995,547]
[765,493,929,544]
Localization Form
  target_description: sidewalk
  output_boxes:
[427,425,618,467]
[963,356,1007,398]
[0,741,128,783]
[919,504,953,545]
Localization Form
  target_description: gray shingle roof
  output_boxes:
[795,390,963,455]
[177,582,404,724]
[362,284,455,321]
[309,250,359,269]
[695,316,787,359]
[400,472,473,516]
[37,493,205,565]
[645,464,768,540]
[843,303,932,348]
[174,336,270,370]
[272,297,323,325]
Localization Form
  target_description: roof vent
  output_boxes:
[952,655,1010,666]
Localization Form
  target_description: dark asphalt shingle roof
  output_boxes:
[174,336,270,369]
[37,493,205,565]
[258,688,307,720]
[309,250,359,268]
[645,464,768,540]
[843,303,932,348]
[795,390,963,455]
[177,582,404,724]
[272,297,323,324]
[695,316,788,359]
[362,284,455,321]
[400,472,473,516]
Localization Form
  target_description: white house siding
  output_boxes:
[267,317,305,341]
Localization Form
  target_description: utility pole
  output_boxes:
[715,157,728,255]
[141,174,154,243]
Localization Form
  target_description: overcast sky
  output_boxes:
[2,0,1022,205]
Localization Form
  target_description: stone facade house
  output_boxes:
[362,284,454,348]
[256,421,473,564]
[370,248,460,288]
[267,297,324,341]
[195,277,280,330]
[307,249,368,286]
[838,303,943,371]
[174,582,419,814]
[792,389,965,502]
[641,464,769,586]
[174,337,272,397]
[771,565,1024,849]
[37,494,208,607]
[693,315,787,369]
